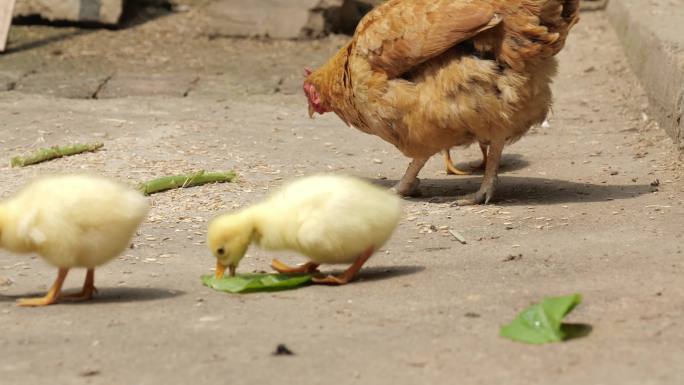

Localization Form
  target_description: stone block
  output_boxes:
[0,70,22,91]
[607,0,684,150]
[13,71,108,98]
[204,0,381,39]
[14,0,123,25]
[205,0,336,39]
[97,73,198,98]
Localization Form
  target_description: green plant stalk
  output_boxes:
[10,143,104,167]
[138,170,237,195]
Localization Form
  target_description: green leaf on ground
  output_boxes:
[201,273,312,294]
[500,294,585,344]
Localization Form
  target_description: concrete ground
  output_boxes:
[1,6,684,385]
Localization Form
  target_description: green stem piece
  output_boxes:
[138,170,237,195]
[10,143,104,167]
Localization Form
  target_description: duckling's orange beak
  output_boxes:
[215,262,226,278]
[308,104,315,119]
[215,262,237,278]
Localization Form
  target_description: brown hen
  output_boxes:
[304,0,580,204]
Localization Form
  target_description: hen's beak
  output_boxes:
[308,104,315,119]
[215,262,226,278]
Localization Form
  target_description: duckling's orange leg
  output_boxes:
[61,268,97,301]
[443,149,471,175]
[271,259,320,274]
[312,247,374,285]
[17,268,69,307]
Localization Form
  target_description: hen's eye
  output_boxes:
[217,247,225,256]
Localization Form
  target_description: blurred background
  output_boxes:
[0,0,390,99]
[0,0,612,101]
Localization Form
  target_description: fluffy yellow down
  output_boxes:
[0,174,149,268]
[208,174,402,269]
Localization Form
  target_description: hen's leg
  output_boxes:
[391,157,427,196]
[271,259,320,274]
[18,268,69,307]
[455,138,504,205]
[443,149,471,175]
[312,247,373,285]
[61,268,97,301]
[477,143,488,170]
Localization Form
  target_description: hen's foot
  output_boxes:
[390,178,421,197]
[453,176,498,206]
[271,259,320,274]
[392,157,427,197]
[446,163,471,176]
[443,150,471,175]
[478,143,488,170]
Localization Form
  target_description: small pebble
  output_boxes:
[79,369,100,377]
[273,344,294,356]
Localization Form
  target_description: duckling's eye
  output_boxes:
[217,247,225,256]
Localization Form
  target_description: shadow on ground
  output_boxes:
[91,287,185,303]
[4,27,93,54]
[561,323,593,341]
[5,0,173,54]
[318,265,425,284]
[452,153,531,175]
[373,176,653,205]
[0,287,184,304]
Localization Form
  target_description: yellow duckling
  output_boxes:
[208,174,402,285]
[0,174,149,307]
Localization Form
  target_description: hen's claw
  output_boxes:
[443,150,471,176]
[446,164,471,176]
[453,175,498,206]
[390,178,421,197]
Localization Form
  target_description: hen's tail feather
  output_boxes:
[536,0,580,54]
[495,0,580,70]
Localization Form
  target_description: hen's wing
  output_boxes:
[353,0,502,78]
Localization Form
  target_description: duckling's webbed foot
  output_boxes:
[271,259,320,274]
[312,247,374,286]
[17,268,69,307]
[61,269,98,301]
[312,274,350,285]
